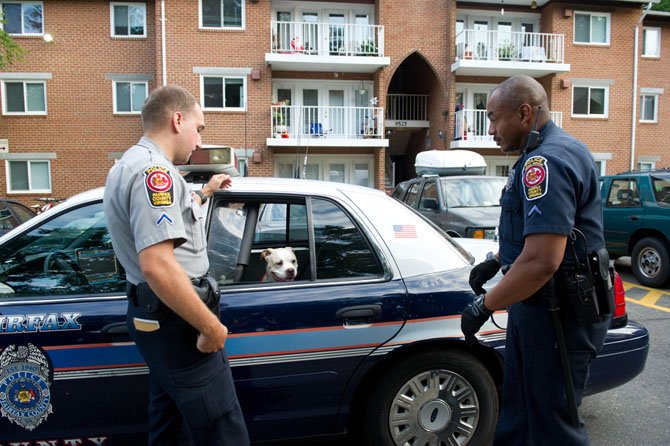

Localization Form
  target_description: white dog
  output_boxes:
[260,247,298,282]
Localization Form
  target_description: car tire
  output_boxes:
[363,350,498,446]
[631,237,670,288]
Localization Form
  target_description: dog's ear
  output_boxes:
[261,248,274,260]
[284,246,294,252]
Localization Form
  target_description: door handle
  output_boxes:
[336,305,381,321]
[101,322,129,335]
[628,215,639,221]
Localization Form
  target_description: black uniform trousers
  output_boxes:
[127,301,250,446]
[493,298,609,446]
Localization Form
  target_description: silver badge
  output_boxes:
[0,343,53,431]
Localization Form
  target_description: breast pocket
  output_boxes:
[190,202,206,253]
[500,191,524,245]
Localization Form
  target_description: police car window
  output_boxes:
[0,202,126,297]
[312,198,382,279]
[207,202,246,285]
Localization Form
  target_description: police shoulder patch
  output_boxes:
[523,155,548,201]
[144,165,174,208]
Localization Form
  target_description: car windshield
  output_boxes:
[439,177,506,208]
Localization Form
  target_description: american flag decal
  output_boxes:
[393,225,417,238]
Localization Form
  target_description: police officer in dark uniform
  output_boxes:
[461,75,610,445]
[104,85,249,446]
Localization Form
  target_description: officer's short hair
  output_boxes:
[142,85,197,133]
[493,75,549,113]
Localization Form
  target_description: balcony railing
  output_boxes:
[453,109,563,142]
[386,94,429,121]
[270,21,384,57]
[455,29,564,64]
[271,105,384,139]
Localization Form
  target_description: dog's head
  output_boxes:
[261,247,298,282]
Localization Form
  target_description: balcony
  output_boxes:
[267,105,388,148]
[451,109,563,149]
[385,94,430,128]
[452,29,570,78]
[265,21,390,73]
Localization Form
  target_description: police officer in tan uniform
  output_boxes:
[104,85,249,445]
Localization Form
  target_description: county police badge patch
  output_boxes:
[0,343,53,431]
[144,165,174,208]
[523,156,548,201]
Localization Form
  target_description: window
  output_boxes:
[572,86,608,117]
[418,181,438,211]
[607,179,640,208]
[202,76,245,110]
[642,27,660,57]
[640,94,658,122]
[207,197,381,285]
[1,1,42,35]
[113,81,147,114]
[574,12,610,45]
[6,160,51,192]
[201,0,243,29]
[111,2,146,37]
[403,183,421,207]
[652,177,670,206]
[2,80,46,115]
[638,161,655,171]
[0,202,126,297]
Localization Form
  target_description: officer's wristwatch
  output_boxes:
[193,189,208,205]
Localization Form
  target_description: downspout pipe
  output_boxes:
[161,0,167,86]
[631,2,653,171]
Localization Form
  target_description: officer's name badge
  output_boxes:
[523,155,548,201]
[144,165,174,208]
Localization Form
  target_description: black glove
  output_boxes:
[469,258,501,295]
[461,294,493,346]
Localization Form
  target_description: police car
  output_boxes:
[0,178,649,445]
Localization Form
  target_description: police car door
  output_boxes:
[0,201,146,444]
[207,193,408,441]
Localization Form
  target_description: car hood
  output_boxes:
[446,206,501,227]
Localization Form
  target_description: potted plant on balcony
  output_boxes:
[359,39,377,56]
[498,40,517,61]
[272,100,290,138]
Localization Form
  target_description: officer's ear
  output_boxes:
[170,111,184,133]
[518,103,533,127]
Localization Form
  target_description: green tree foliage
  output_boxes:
[1,13,26,69]
[652,0,670,12]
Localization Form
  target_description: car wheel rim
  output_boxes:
[388,369,479,446]
[637,247,660,279]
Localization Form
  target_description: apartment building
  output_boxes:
[0,0,667,204]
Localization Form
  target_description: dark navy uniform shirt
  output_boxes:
[498,121,604,267]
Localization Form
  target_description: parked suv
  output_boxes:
[393,174,506,239]
[600,169,670,287]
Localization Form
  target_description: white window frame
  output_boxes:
[638,161,655,171]
[592,153,611,177]
[199,75,247,112]
[5,159,52,193]
[112,80,148,114]
[110,2,146,38]
[642,27,661,58]
[571,84,609,118]
[1,79,47,115]
[573,11,610,45]
[640,93,658,123]
[0,1,43,36]
[199,0,245,30]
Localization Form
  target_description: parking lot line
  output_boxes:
[623,281,670,313]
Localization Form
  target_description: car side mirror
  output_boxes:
[423,197,439,211]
